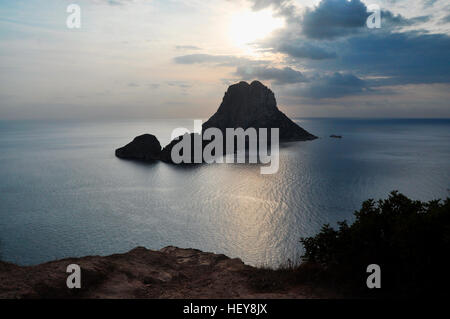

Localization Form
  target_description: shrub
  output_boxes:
[300,191,450,298]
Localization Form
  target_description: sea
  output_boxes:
[0,118,449,267]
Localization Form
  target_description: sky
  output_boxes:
[0,0,449,120]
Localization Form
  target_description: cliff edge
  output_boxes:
[0,246,333,299]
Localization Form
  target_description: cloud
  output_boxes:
[93,0,138,5]
[440,14,450,24]
[173,54,267,67]
[166,81,192,88]
[278,43,337,60]
[173,54,236,65]
[300,0,432,40]
[301,0,368,40]
[251,0,449,96]
[234,65,308,84]
[300,72,369,99]
[107,0,124,5]
[335,32,450,85]
[249,0,289,11]
[423,0,438,8]
[231,65,371,99]
[175,45,202,50]
[382,11,430,27]
[247,0,297,20]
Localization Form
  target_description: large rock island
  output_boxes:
[203,81,317,142]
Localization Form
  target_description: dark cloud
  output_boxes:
[300,0,431,40]
[251,0,450,96]
[335,32,450,85]
[233,66,370,99]
[278,43,337,60]
[234,65,308,84]
[382,11,430,27]
[299,72,368,99]
[301,0,368,40]
[176,0,450,101]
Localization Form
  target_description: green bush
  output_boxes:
[300,191,450,298]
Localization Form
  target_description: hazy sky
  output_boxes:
[0,0,449,120]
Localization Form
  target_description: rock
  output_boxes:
[115,134,162,161]
[203,81,317,142]
[160,133,203,164]
[0,246,335,298]
[116,81,317,164]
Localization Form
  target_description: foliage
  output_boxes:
[300,191,450,298]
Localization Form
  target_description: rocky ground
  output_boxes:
[0,246,336,299]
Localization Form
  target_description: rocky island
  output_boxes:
[203,81,316,142]
[115,81,317,163]
[115,134,162,161]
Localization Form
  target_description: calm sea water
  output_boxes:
[0,118,449,267]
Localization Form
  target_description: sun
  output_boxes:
[229,9,285,48]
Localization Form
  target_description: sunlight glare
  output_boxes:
[229,9,285,48]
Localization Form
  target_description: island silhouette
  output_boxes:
[115,81,317,163]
